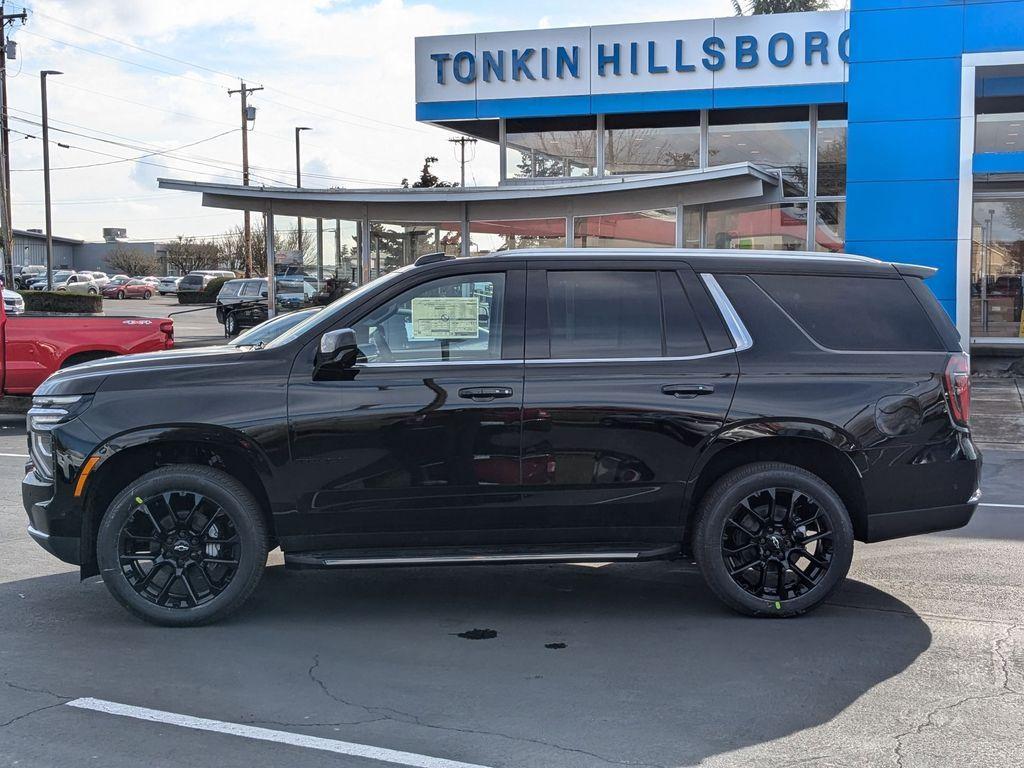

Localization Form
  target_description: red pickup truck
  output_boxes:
[0,307,173,395]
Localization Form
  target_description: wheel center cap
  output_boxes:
[172,540,190,554]
[767,534,784,552]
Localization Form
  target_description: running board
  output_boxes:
[284,543,681,570]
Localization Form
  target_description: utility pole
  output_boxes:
[228,81,262,277]
[0,4,27,286]
[40,70,60,291]
[448,136,477,188]
[294,126,310,257]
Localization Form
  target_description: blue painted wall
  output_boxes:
[847,0,1024,322]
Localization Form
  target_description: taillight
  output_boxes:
[943,353,970,428]
[160,320,174,347]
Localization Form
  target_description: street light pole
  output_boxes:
[40,69,61,291]
[294,126,311,256]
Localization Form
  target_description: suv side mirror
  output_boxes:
[314,328,359,377]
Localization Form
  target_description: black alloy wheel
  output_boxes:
[693,462,853,617]
[116,491,241,609]
[225,312,238,337]
[97,465,267,626]
[721,487,833,601]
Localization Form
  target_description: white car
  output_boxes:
[3,288,24,314]
[62,274,103,295]
[80,270,110,288]
[157,276,182,295]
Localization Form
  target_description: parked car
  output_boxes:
[176,272,216,295]
[3,288,24,315]
[79,271,110,288]
[0,307,173,396]
[15,265,45,289]
[217,278,317,336]
[101,278,154,300]
[157,276,182,295]
[28,270,76,290]
[63,274,103,295]
[22,249,980,626]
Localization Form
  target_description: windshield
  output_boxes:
[265,267,415,349]
[232,308,323,347]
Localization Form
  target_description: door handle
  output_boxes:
[662,384,715,399]
[459,386,514,401]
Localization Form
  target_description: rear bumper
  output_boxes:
[864,489,980,543]
[22,468,81,565]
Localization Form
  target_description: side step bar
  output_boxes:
[284,543,682,570]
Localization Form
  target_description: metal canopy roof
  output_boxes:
[157,162,782,222]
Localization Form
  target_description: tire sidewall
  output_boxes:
[96,467,267,626]
[695,464,854,617]
[225,314,237,336]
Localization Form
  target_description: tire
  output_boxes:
[143,290,152,300]
[117,290,125,300]
[96,465,268,627]
[88,287,98,295]
[693,462,854,618]
[224,313,238,337]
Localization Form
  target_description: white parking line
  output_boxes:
[980,502,1024,509]
[0,452,28,458]
[65,698,493,768]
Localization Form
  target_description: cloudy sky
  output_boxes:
[5,0,845,243]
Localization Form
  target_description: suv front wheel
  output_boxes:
[693,462,854,618]
[96,465,268,626]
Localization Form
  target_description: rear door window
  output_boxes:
[753,274,945,352]
[547,271,662,359]
[219,281,242,298]
[240,280,262,298]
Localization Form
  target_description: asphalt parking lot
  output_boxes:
[100,293,224,346]
[1,412,1022,768]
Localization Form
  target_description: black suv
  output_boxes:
[22,250,980,626]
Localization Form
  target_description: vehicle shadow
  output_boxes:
[0,562,929,767]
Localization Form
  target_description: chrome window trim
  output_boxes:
[701,273,753,352]
[357,358,513,369]
[526,349,736,364]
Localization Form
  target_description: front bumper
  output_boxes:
[22,468,81,565]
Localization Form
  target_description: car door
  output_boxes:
[520,262,739,545]
[283,267,526,553]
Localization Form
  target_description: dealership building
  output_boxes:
[163,0,1024,351]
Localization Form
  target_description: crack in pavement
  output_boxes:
[305,654,667,768]
[0,679,72,729]
[891,624,1023,768]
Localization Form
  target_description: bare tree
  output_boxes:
[165,235,223,275]
[106,246,158,277]
[221,223,268,276]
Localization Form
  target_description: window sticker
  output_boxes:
[410,297,480,339]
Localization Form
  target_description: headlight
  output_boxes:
[27,395,83,482]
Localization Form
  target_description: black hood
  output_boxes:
[34,345,250,397]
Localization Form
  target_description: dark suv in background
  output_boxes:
[22,250,980,625]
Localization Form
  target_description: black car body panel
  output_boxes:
[22,250,981,579]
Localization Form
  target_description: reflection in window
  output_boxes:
[605,113,700,175]
[506,117,597,179]
[369,223,461,279]
[353,273,505,363]
[814,201,846,253]
[706,203,809,251]
[976,112,1024,154]
[470,219,566,254]
[547,271,662,359]
[709,108,809,196]
[817,120,847,196]
[972,199,1024,339]
[574,209,676,248]
[684,207,701,248]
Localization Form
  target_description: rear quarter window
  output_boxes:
[753,273,945,352]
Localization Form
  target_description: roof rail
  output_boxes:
[414,252,453,266]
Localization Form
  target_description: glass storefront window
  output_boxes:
[605,113,700,175]
[369,223,462,279]
[814,201,846,253]
[469,218,566,254]
[817,121,847,196]
[506,117,597,179]
[972,198,1024,339]
[706,203,809,251]
[574,209,676,248]
[976,112,1024,154]
[709,108,809,196]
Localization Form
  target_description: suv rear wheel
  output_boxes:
[693,462,853,617]
[96,465,268,626]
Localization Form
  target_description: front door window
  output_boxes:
[352,273,505,363]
